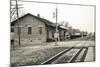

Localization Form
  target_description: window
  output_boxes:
[39,27,42,34]
[11,27,14,32]
[17,27,21,34]
[28,27,32,34]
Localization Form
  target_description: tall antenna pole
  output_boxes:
[55,4,58,46]
[15,0,21,46]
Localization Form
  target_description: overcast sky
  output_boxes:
[11,1,95,33]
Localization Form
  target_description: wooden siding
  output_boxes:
[13,15,47,46]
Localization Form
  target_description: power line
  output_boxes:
[11,7,23,9]
[11,9,16,18]
[11,4,23,6]
[10,0,23,21]
[11,0,95,7]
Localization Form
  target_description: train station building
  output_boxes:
[11,13,69,46]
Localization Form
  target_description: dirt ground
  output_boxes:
[11,40,95,66]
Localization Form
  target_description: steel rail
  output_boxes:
[69,38,92,62]
[68,47,84,63]
[41,47,73,64]
[80,47,88,62]
[41,38,92,64]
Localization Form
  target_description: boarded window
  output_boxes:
[39,27,42,34]
[28,27,32,34]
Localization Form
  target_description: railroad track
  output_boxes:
[41,47,88,64]
[41,38,92,65]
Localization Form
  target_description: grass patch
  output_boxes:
[11,46,68,66]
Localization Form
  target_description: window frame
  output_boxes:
[39,27,42,35]
[28,27,32,35]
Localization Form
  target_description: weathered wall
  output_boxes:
[13,15,47,46]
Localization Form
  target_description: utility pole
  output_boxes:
[55,4,58,46]
[15,0,21,46]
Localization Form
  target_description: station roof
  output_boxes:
[11,13,67,30]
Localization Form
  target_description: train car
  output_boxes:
[70,33,81,39]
